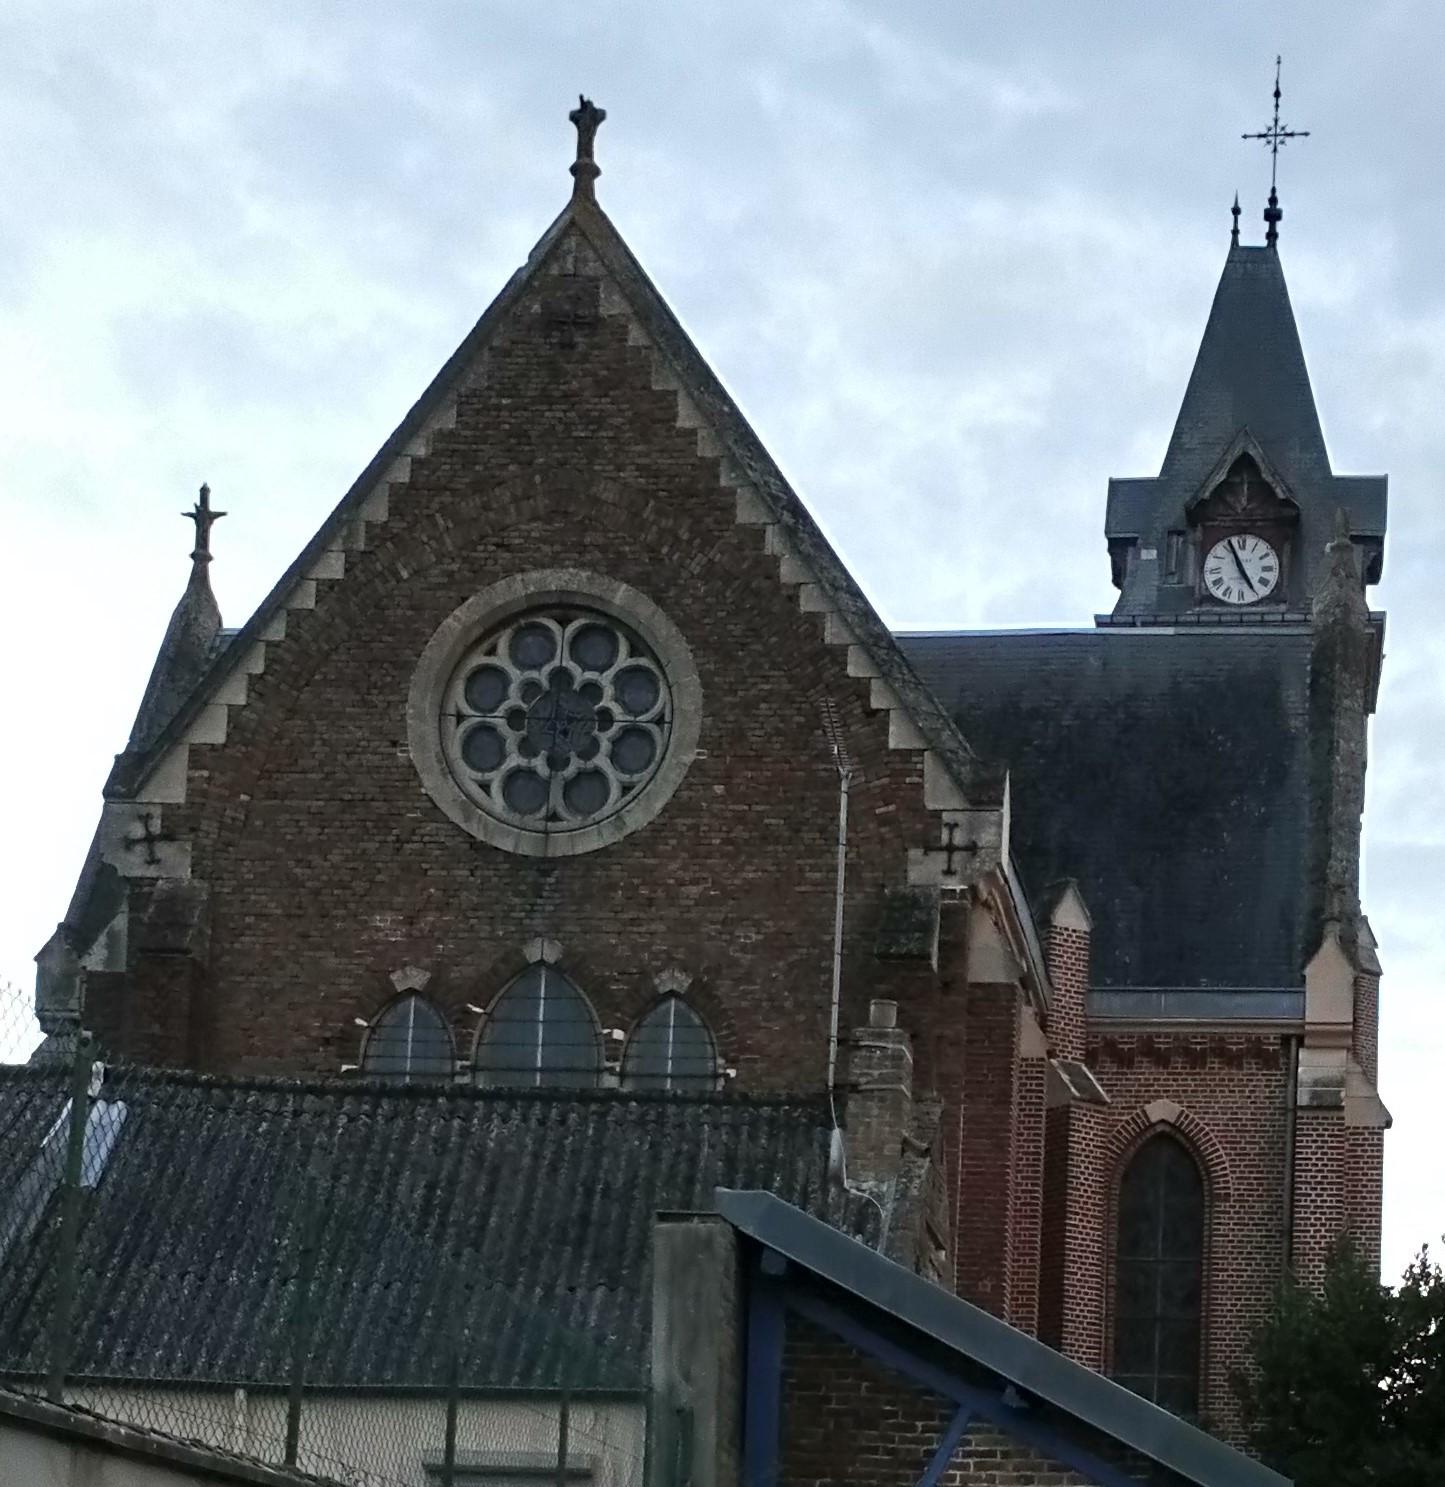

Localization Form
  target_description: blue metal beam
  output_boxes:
[742,1274,786,1487]
[916,1405,972,1487]
[785,1287,1145,1487]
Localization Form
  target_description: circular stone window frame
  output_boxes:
[408,569,702,857]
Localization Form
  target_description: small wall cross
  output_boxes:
[939,820,978,878]
[124,812,174,866]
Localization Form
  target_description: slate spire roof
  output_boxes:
[1161,243,1327,490]
[1106,240,1386,617]
[126,485,225,751]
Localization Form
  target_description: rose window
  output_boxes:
[442,608,671,832]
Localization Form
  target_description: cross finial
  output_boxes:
[1242,56,1309,248]
[182,482,226,571]
[568,95,606,202]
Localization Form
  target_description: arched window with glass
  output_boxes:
[474,964,602,1089]
[622,996,717,1092]
[360,995,455,1083]
[1112,1133,1205,1417]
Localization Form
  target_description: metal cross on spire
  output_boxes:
[183,482,226,571]
[1242,55,1310,248]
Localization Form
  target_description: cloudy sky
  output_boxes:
[1,2,1440,1276]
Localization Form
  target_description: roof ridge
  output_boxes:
[0,1062,833,1110]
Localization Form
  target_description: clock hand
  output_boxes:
[1228,538,1258,595]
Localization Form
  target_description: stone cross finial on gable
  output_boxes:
[569,94,606,201]
[183,482,226,571]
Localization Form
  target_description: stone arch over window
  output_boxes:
[474,964,602,1089]
[1111,1132,1206,1417]
[622,995,719,1092]
[360,994,455,1082]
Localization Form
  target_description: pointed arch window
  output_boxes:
[622,996,717,1092]
[1112,1134,1205,1417]
[474,965,601,1089]
[361,995,455,1082]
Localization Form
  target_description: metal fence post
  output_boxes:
[442,1329,460,1487]
[46,1030,94,1403]
[556,1390,570,1487]
[284,1182,321,1468]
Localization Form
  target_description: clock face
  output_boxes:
[1202,533,1280,605]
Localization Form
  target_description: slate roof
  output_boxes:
[1106,244,1386,617]
[896,626,1314,992]
[0,1067,857,1390]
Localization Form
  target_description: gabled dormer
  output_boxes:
[1104,237,1386,621]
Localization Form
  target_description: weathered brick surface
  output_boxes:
[94,233,950,1093]
[782,1315,1144,1485]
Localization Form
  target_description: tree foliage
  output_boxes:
[1235,1239,1445,1486]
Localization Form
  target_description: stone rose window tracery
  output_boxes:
[442,607,672,833]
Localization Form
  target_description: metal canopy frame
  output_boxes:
[742,1255,1141,1487]
[721,1188,1289,1487]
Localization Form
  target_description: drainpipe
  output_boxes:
[1282,1034,1300,1274]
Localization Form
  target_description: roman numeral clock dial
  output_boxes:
[1202,533,1280,605]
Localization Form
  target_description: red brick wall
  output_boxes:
[954,981,1020,1310]
[1088,1033,1288,1440]
[1353,970,1379,1084]
[1040,1101,1109,1369]
[102,230,953,1092]
[1043,921,1089,1062]
[1007,1028,1046,1335]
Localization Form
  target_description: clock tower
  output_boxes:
[1102,232,1386,621]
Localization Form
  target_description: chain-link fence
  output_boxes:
[0,983,650,1487]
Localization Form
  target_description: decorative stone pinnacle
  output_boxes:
[1230,192,1241,246]
[1327,506,1353,553]
[1315,506,1368,622]
[183,481,226,571]
[568,95,606,202]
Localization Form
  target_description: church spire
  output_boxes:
[127,484,225,751]
[1103,216,1386,619]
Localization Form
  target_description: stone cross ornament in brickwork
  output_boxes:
[569,95,606,201]
[183,482,226,569]
[937,820,978,879]
[1242,56,1309,247]
[125,811,174,866]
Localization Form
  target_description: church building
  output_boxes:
[31,99,1389,1439]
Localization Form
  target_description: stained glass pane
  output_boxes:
[362,995,454,1082]
[461,724,506,773]
[622,998,717,1092]
[1111,1135,1203,1416]
[509,623,557,668]
[475,966,601,1090]
[464,666,509,714]
[570,623,619,672]
[611,728,656,775]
